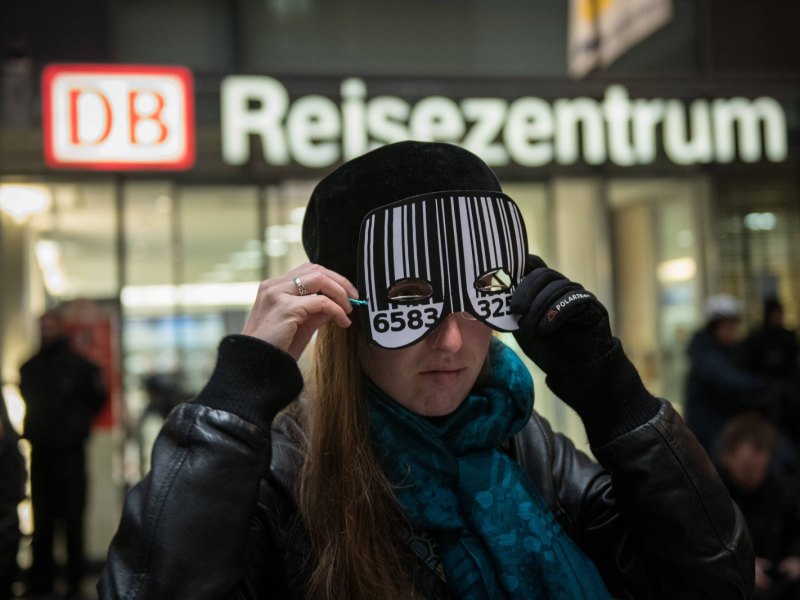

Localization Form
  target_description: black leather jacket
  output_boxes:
[99,336,754,599]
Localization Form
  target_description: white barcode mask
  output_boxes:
[357,191,528,349]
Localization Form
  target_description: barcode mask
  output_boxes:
[357,191,528,349]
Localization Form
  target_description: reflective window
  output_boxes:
[124,181,174,288]
[177,185,261,394]
[180,186,262,286]
[26,181,118,301]
[122,183,263,476]
[122,181,179,442]
[716,179,800,328]
[610,178,707,405]
[263,181,314,277]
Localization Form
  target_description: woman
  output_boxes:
[99,141,753,599]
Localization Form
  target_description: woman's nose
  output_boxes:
[427,312,464,352]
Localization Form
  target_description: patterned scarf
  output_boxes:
[367,338,611,599]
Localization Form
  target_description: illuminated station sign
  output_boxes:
[39,65,790,172]
[42,64,195,170]
[221,77,789,170]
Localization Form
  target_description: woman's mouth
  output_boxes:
[420,367,465,383]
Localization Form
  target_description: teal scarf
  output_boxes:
[367,338,611,599]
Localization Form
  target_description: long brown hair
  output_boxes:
[298,322,420,599]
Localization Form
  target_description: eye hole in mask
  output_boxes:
[387,278,434,304]
[475,267,513,293]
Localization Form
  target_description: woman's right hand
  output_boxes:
[241,263,359,360]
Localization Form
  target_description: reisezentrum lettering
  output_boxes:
[221,77,788,169]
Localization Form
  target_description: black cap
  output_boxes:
[302,141,501,283]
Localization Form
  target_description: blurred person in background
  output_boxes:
[716,412,800,600]
[684,294,771,455]
[744,298,800,452]
[19,309,105,598]
[138,373,185,474]
[0,390,24,600]
[744,298,799,381]
[100,142,752,599]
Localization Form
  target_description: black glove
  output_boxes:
[510,255,614,375]
[510,256,660,446]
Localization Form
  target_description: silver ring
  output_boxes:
[293,277,310,296]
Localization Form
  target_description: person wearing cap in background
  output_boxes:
[99,142,753,599]
[684,294,770,455]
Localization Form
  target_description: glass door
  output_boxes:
[609,178,710,407]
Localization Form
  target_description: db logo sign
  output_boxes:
[42,64,195,170]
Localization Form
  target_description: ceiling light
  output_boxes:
[121,282,258,309]
[34,240,68,295]
[743,212,776,231]
[2,384,25,435]
[0,185,51,221]
[289,207,306,224]
[657,257,696,284]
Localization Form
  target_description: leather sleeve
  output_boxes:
[98,405,285,599]
[516,402,755,599]
[98,336,304,599]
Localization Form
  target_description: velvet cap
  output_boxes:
[302,141,502,283]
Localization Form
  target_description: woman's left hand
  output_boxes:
[509,255,613,374]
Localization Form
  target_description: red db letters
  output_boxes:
[43,64,195,170]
